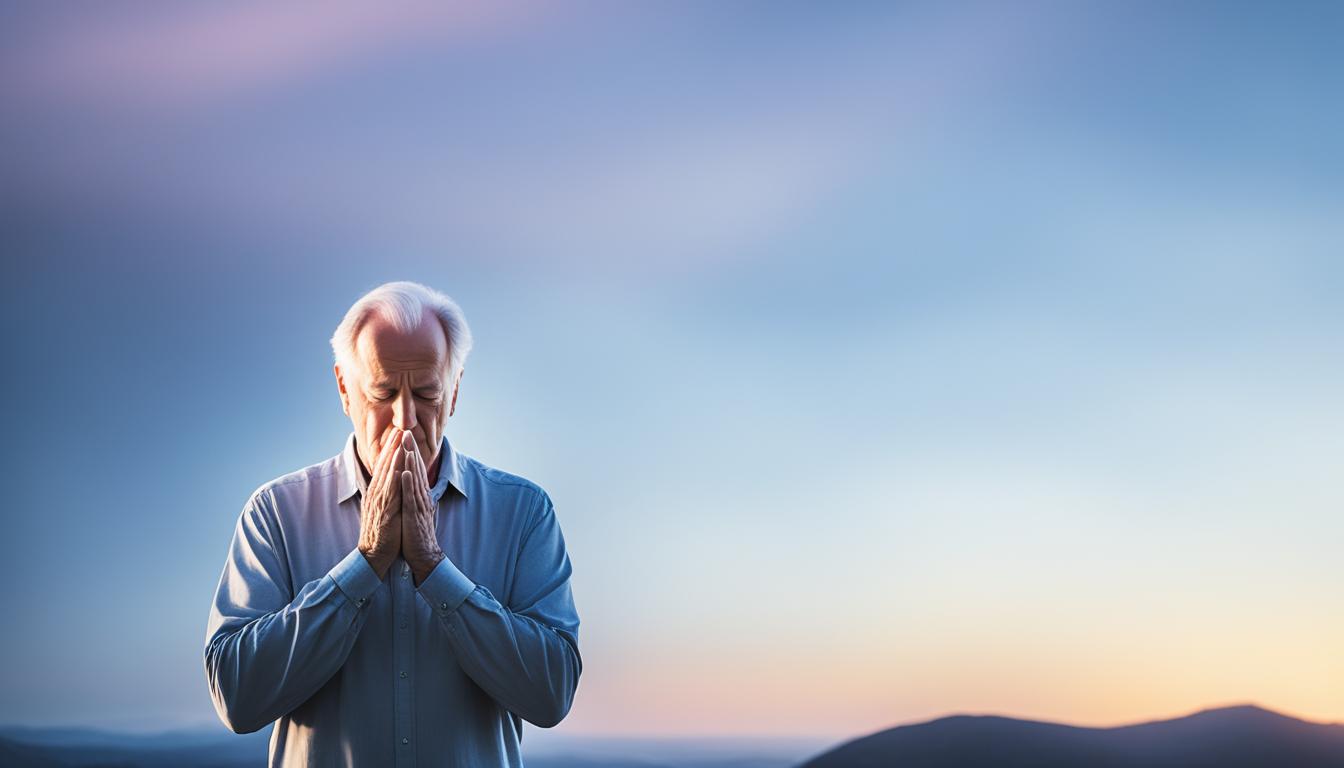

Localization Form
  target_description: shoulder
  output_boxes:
[244,453,343,519]
[457,451,554,516]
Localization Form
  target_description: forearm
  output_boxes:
[417,556,581,728]
[205,549,380,733]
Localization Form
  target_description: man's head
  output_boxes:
[330,281,473,477]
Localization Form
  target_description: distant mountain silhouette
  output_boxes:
[5,708,1341,768]
[798,705,1344,768]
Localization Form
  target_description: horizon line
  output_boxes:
[6,700,1339,743]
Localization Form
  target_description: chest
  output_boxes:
[277,492,528,609]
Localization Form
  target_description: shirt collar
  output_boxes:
[337,432,467,504]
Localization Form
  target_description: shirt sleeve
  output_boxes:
[203,489,383,734]
[416,491,582,728]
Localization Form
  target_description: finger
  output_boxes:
[389,453,404,505]
[412,449,433,515]
[406,444,424,494]
[381,427,401,466]
[409,434,426,489]
[363,439,391,517]
[400,471,415,514]
[379,437,409,496]
[364,438,388,502]
[416,447,430,498]
[371,428,397,488]
[408,438,424,481]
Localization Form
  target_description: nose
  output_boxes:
[391,387,417,432]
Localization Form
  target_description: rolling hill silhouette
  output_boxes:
[4,707,1341,767]
[799,705,1344,768]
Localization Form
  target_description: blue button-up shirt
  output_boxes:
[204,433,582,767]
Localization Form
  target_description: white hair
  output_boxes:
[330,281,473,385]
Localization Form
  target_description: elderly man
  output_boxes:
[205,281,581,766]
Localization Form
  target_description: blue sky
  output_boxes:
[1,0,1342,739]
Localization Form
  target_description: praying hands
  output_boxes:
[399,432,446,584]
[357,428,444,583]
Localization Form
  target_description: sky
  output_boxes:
[1,0,1342,743]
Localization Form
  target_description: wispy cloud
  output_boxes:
[3,2,1090,277]
[2,1,547,108]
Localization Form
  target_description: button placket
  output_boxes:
[392,558,416,764]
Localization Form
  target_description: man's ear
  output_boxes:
[334,364,351,415]
[449,368,463,418]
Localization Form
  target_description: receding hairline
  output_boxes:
[348,309,452,381]
[330,280,473,384]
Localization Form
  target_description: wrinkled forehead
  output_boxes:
[353,310,450,383]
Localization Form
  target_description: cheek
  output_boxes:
[357,404,391,436]
[421,404,444,436]
[365,409,389,429]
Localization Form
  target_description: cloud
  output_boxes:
[2,1,546,108]
[0,2,1126,282]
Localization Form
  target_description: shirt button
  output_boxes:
[439,602,448,610]
[355,598,365,607]
[400,670,407,678]
[401,564,409,579]
[402,737,409,745]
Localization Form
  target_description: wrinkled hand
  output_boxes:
[400,437,445,585]
[357,430,408,579]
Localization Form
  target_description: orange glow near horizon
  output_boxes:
[558,607,1344,739]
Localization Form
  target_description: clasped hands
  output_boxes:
[357,429,445,584]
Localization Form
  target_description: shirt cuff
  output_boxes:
[330,548,382,607]
[417,554,476,616]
